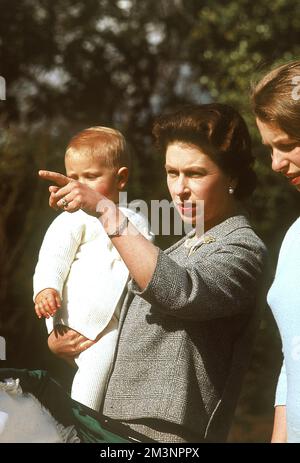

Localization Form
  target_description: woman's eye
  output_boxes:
[167,171,177,177]
[275,143,298,152]
[282,144,297,152]
[189,172,203,177]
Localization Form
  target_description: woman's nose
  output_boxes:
[174,175,189,196]
[271,149,289,173]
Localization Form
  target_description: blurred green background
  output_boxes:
[1,0,300,442]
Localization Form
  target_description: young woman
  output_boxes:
[252,60,300,443]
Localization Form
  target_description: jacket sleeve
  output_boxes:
[33,213,83,300]
[128,235,266,321]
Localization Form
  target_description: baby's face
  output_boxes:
[65,155,121,203]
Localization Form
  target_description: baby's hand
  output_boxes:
[34,288,61,319]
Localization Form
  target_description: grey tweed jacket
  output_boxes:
[102,215,267,442]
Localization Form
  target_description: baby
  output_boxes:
[33,126,152,411]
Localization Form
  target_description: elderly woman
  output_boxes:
[1,104,266,443]
[252,61,300,443]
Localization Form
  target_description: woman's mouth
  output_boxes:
[176,202,197,215]
[287,175,300,186]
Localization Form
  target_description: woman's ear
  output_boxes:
[117,167,129,191]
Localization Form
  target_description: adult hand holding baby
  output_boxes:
[48,325,96,366]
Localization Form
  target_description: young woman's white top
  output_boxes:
[268,217,300,442]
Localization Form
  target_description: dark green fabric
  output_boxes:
[0,368,129,443]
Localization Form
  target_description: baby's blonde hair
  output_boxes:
[65,126,131,170]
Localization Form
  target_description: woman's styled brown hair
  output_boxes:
[251,60,300,141]
[152,103,256,199]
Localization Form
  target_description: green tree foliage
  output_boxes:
[187,0,300,249]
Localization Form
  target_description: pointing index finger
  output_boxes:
[39,170,71,187]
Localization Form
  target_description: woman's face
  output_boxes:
[165,142,237,232]
[256,118,300,190]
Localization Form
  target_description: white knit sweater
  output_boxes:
[33,207,152,340]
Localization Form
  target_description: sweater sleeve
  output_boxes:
[128,235,266,321]
[33,212,83,300]
[275,359,287,406]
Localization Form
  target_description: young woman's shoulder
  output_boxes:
[284,216,300,237]
[277,216,300,258]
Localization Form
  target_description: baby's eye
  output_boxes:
[86,174,99,179]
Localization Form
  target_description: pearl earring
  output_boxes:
[228,186,235,195]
